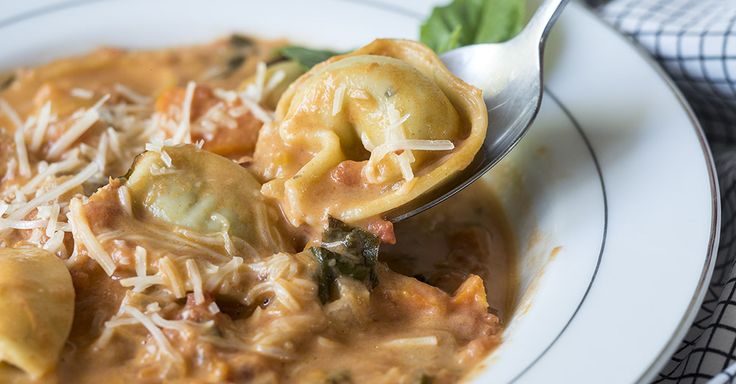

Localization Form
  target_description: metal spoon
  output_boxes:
[387,0,570,222]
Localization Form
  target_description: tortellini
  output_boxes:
[253,39,487,227]
[0,248,74,379]
[126,144,288,255]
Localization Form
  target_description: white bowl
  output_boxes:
[0,1,718,382]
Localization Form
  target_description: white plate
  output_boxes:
[0,1,719,383]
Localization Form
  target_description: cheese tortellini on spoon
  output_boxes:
[253,39,487,227]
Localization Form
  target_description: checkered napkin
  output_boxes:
[587,0,736,382]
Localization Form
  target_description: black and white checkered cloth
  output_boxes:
[587,0,736,382]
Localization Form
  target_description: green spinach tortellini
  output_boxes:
[126,144,288,255]
[253,39,488,227]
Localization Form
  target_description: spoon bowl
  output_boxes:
[387,0,569,222]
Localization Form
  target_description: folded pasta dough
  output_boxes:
[126,144,288,256]
[253,39,487,227]
[0,248,74,379]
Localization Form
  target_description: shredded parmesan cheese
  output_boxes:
[8,161,98,221]
[171,81,196,144]
[43,230,66,254]
[3,157,17,182]
[0,218,47,230]
[95,131,109,174]
[47,94,110,159]
[370,139,455,162]
[332,84,347,116]
[396,153,415,182]
[13,119,31,177]
[151,313,213,332]
[213,88,238,104]
[44,203,61,237]
[362,105,453,185]
[383,336,439,347]
[122,305,183,364]
[160,150,173,167]
[159,256,186,298]
[119,225,229,263]
[144,139,164,153]
[134,246,147,278]
[199,102,238,135]
[350,89,370,100]
[205,256,244,290]
[360,132,376,152]
[185,259,205,305]
[265,70,286,93]
[104,317,140,329]
[30,101,51,152]
[239,95,273,124]
[221,231,236,256]
[251,62,267,102]
[106,127,124,160]
[20,155,83,196]
[114,83,152,105]
[120,275,164,291]
[119,247,163,292]
[70,88,94,99]
[69,197,117,275]
[117,185,133,216]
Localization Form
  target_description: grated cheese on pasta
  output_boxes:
[121,305,183,365]
[7,161,98,223]
[171,81,196,144]
[159,256,186,298]
[185,259,205,305]
[13,118,31,177]
[332,84,347,116]
[47,94,110,159]
[69,197,117,275]
[30,101,52,152]
[70,88,94,99]
[114,83,152,105]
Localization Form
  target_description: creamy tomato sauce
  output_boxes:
[384,182,517,322]
[0,36,515,383]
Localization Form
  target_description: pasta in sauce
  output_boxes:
[254,40,487,227]
[0,36,515,383]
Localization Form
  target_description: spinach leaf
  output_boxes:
[420,0,526,54]
[322,217,380,261]
[229,34,255,48]
[326,370,353,384]
[279,46,341,70]
[310,217,380,303]
[0,73,14,92]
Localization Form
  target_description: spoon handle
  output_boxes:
[522,0,570,44]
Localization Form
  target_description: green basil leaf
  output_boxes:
[311,217,380,304]
[278,46,341,70]
[420,0,526,54]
